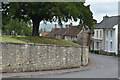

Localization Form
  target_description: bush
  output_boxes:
[89,50,100,54]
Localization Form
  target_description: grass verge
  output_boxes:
[0,35,80,47]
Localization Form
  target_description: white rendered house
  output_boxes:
[93,15,119,55]
[104,24,118,55]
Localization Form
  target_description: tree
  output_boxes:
[2,2,96,36]
[2,18,32,36]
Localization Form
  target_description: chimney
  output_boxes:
[65,24,68,28]
[70,23,72,26]
[55,24,57,28]
[69,23,72,27]
[103,15,109,19]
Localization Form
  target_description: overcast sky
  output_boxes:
[85,0,119,23]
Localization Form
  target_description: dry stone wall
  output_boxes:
[1,42,89,73]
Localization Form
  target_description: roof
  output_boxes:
[45,28,60,37]
[55,28,68,35]
[95,16,120,29]
[64,26,82,36]
[42,32,49,36]
[94,23,100,28]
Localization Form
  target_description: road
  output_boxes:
[41,53,118,78]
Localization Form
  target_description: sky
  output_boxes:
[85,0,119,23]
[40,0,119,30]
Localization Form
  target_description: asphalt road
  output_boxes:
[41,53,118,78]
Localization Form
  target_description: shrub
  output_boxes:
[89,50,100,54]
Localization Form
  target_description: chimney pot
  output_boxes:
[65,24,68,28]
[69,23,72,27]
[55,24,57,28]
[103,15,109,19]
[70,23,72,26]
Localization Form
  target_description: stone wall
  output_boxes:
[1,42,89,73]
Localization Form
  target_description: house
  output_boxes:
[45,28,60,38]
[54,28,68,39]
[77,27,89,46]
[39,29,50,37]
[45,23,92,47]
[64,25,82,42]
[93,15,119,55]
[92,23,104,50]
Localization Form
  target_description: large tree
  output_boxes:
[2,2,96,36]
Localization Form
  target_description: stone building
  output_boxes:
[77,27,88,46]
[45,28,60,38]
[54,28,68,39]
[64,26,82,42]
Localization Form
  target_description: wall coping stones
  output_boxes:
[0,42,88,48]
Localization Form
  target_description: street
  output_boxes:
[40,53,118,78]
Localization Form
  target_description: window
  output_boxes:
[100,30,102,38]
[73,36,74,39]
[111,30,112,37]
[106,41,108,51]
[97,31,98,37]
[96,42,99,49]
[110,42,112,50]
[106,30,108,36]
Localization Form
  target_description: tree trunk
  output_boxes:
[32,18,40,36]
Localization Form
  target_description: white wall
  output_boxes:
[93,29,103,40]
[114,24,118,55]
[104,24,118,55]
[93,29,104,50]
[0,29,1,35]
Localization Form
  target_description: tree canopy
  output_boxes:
[2,2,96,36]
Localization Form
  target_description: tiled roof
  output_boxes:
[64,26,82,36]
[55,28,68,35]
[45,28,60,37]
[42,32,49,36]
[95,16,120,29]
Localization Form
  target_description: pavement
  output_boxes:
[2,55,97,78]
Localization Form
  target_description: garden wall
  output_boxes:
[0,42,89,73]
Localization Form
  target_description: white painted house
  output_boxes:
[93,24,105,50]
[93,15,119,55]
[104,24,118,55]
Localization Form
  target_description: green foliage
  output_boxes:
[2,18,32,36]
[89,50,100,54]
[2,2,96,36]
